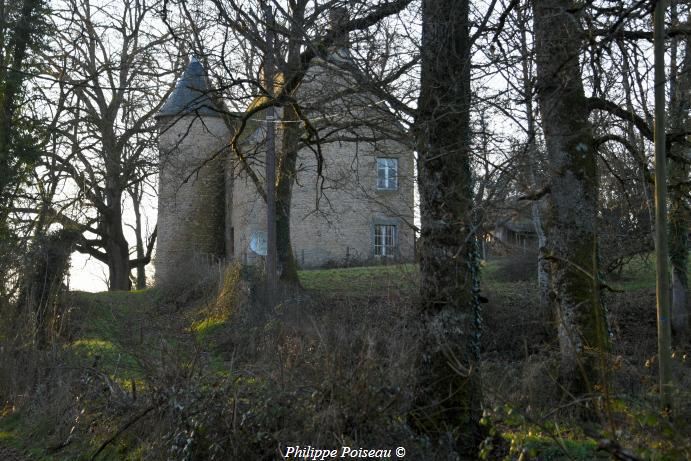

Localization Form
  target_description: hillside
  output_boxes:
[0,256,689,460]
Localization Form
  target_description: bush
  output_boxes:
[154,255,226,307]
[148,268,426,459]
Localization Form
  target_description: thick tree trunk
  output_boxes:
[277,104,301,285]
[273,5,305,288]
[532,201,551,309]
[669,19,690,339]
[104,188,130,291]
[532,0,609,396]
[414,0,483,455]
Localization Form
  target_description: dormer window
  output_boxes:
[377,158,398,190]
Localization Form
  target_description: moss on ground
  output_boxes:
[0,412,22,448]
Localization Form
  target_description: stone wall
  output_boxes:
[156,50,416,280]
[156,115,230,285]
[289,137,415,268]
[229,51,416,268]
[229,152,267,266]
[229,136,415,268]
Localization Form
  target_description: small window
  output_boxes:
[374,224,397,257]
[377,158,398,190]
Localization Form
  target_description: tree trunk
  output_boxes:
[105,188,130,291]
[532,201,551,309]
[414,0,483,455]
[131,187,147,290]
[517,4,551,310]
[532,0,609,396]
[273,4,305,288]
[653,0,673,411]
[669,15,690,339]
[277,104,301,285]
[0,0,42,207]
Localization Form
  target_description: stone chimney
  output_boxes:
[329,7,350,49]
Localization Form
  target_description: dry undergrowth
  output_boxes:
[0,261,688,460]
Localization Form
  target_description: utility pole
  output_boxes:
[263,3,278,303]
[653,0,673,413]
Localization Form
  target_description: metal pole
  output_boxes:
[653,0,673,413]
[264,3,278,303]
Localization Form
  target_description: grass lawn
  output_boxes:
[603,252,690,291]
[298,252,666,295]
[608,254,658,291]
[299,263,419,294]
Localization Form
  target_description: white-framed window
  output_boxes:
[374,224,397,257]
[376,158,398,190]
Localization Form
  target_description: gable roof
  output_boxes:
[158,58,222,118]
[246,48,355,113]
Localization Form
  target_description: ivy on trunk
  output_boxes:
[414,0,484,456]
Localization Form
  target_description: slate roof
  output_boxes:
[158,58,222,118]
[501,219,536,234]
[491,215,536,234]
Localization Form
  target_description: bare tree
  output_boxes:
[531,0,609,397]
[127,173,156,290]
[515,4,551,311]
[39,0,177,290]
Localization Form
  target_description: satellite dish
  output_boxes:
[249,230,268,256]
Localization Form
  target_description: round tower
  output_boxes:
[155,58,230,286]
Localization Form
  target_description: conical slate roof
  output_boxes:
[158,58,221,118]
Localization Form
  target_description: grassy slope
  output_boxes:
[0,254,684,460]
[295,256,688,460]
[0,289,197,460]
[299,263,419,294]
[298,253,673,293]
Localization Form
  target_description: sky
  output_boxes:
[69,191,158,292]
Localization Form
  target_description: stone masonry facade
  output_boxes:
[156,115,227,284]
[155,54,415,285]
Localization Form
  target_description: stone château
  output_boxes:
[155,42,414,285]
